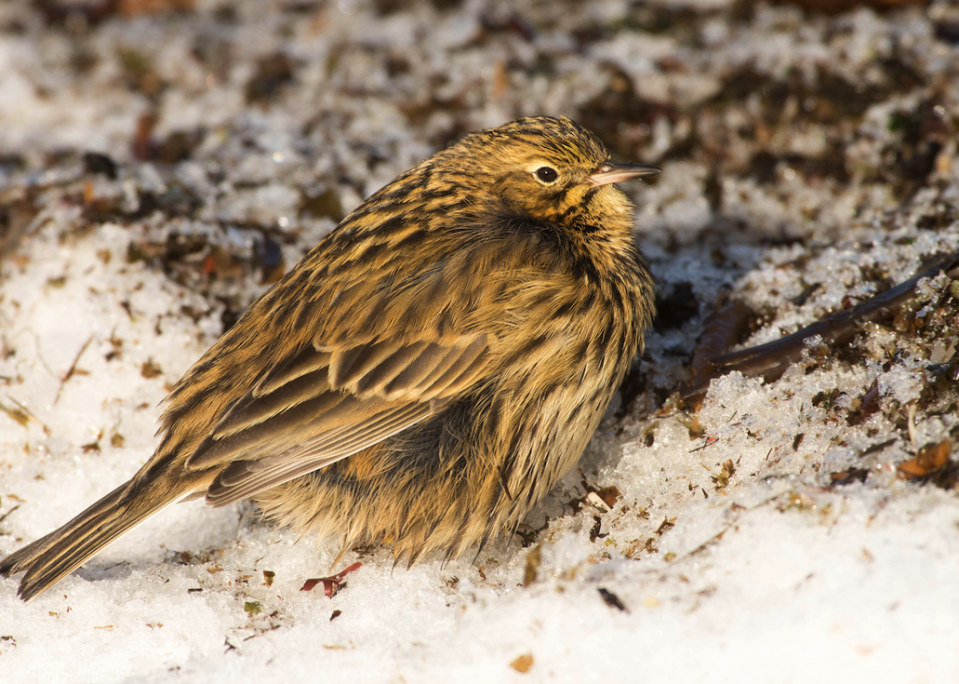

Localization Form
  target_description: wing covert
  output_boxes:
[184,334,488,505]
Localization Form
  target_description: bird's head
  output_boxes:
[450,116,659,232]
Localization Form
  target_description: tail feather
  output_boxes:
[0,481,184,601]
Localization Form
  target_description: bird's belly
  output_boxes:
[252,367,619,564]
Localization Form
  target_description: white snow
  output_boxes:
[2,0,959,682]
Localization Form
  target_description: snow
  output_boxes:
[2,0,959,682]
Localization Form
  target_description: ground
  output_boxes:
[1,0,959,682]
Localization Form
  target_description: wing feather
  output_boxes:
[212,370,333,439]
[332,341,428,393]
[420,337,488,397]
[254,350,332,398]
[206,402,432,507]
[184,334,488,504]
[328,340,402,389]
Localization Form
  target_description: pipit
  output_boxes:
[1,116,658,601]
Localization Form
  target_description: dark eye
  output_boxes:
[535,166,558,184]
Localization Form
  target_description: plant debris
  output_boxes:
[509,653,534,674]
[300,562,362,597]
[598,587,630,613]
[522,544,542,588]
[898,440,952,480]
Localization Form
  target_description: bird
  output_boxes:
[0,115,658,601]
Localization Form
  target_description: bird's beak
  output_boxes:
[588,162,661,187]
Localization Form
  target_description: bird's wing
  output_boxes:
[154,215,557,508]
[186,332,489,507]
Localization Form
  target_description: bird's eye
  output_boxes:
[535,166,558,184]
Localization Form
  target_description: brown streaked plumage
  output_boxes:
[0,116,658,601]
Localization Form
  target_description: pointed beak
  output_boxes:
[587,162,661,187]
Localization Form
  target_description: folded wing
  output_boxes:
[186,334,488,506]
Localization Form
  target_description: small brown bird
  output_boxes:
[0,116,657,601]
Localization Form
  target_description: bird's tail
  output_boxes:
[0,479,186,601]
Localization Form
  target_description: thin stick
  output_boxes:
[684,251,959,401]
[54,335,94,405]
